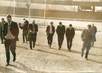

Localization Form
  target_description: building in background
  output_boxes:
[0,0,102,20]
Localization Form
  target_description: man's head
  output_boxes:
[7,15,12,22]
[32,20,35,24]
[1,18,5,22]
[23,18,25,21]
[69,24,72,27]
[92,24,94,26]
[50,22,53,25]
[88,25,91,29]
[59,22,62,25]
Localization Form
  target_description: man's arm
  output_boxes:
[13,22,19,40]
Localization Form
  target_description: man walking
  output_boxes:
[32,20,38,44]
[81,25,92,60]
[46,22,55,48]
[66,24,75,52]
[56,22,65,50]
[28,20,38,49]
[3,15,19,66]
[20,19,29,43]
[0,18,6,44]
[91,24,97,47]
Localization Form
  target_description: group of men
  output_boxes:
[46,22,97,60]
[0,15,97,66]
[46,22,75,52]
[0,15,38,66]
[19,19,38,50]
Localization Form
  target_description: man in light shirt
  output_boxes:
[3,15,19,66]
[46,22,55,48]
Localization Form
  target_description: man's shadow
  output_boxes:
[0,65,16,73]
[93,46,102,50]
[88,59,102,64]
[16,45,28,50]
[70,50,102,56]
[0,62,35,73]
[36,49,70,58]
[14,61,47,73]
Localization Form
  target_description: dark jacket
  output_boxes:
[66,27,75,39]
[24,20,29,31]
[28,23,38,41]
[0,21,6,37]
[28,23,38,33]
[33,23,38,33]
[3,21,19,41]
[20,20,29,32]
[56,25,65,36]
[46,25,55,35]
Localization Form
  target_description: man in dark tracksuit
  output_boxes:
[0,18,6,44]
[28,20,38,49]
[91,24,97,47]
[19,19,29,43]
[32,20,38,44]
[66,24,75,52]
[56,22,65,50]
[46,22,55,48]
[3,15,19,66]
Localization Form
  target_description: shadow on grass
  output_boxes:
[88,59,102,64]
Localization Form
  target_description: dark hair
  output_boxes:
[1,18,4,20]
[59,22,62,24]
[23,18,25,20]
[50,22,53,24]
[69,24,72,27]
[88,25,91,28]
[7,15,11,18]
